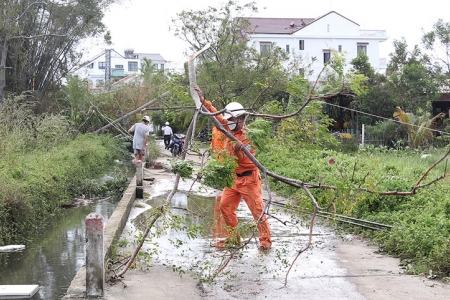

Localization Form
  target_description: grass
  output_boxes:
[257,144,450,278]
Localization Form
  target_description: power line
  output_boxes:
[316,100,450,136]
[266,199,392,231]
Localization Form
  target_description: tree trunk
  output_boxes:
[0,37,8,104]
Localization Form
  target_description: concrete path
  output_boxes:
[73,141,450,299]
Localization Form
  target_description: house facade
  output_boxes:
[245,11,388,79]
[70,49,167,88]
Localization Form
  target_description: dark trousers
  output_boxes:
[164,135,171,149]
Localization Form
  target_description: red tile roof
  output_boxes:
[244,17,315,34]
[243,11,359,35]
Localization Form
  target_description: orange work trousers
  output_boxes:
[211,194,228,238]
[219,169,271,245]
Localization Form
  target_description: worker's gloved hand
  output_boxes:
[194,85,204,101]
[234,141,244,151]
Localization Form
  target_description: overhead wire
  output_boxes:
[258,97,445,231]
[316,99,450,136]
[90,104,131,139]
[266,199,392,231]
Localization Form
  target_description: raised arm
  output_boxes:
[194,85,225,124]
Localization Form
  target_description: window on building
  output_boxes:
[115,65,124,69]
[323,50,331,65]
[98,62,106,69]
[128,61,138,72]
[357,43,368,56]
[286,45,290,53]
[327,24,330,32]
[160,64,165,71]
[260,42,271,54]
[153,64,158,70]
[338,45,342,52]
[299,40,304,50]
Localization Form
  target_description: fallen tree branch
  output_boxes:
[112,205,165,279]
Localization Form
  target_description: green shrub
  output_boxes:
[257,143,450,277]
[338,137,359,153]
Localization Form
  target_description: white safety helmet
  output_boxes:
[165,121,169,125]
[223,102,246,120]
[142,116,150,122]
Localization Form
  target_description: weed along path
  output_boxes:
[104,141,450,300]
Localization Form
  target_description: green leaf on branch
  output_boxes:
[170,160,194,179]
[199,155,238,189]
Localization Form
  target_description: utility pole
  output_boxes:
[105,49,111,90]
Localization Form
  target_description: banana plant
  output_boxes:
[393,106,445,148]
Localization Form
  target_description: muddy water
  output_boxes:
[127,192,365,299]
[0,198,120,300]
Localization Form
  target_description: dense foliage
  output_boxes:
[0,95,128,244]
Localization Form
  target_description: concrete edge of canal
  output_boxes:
[62,175,137,299]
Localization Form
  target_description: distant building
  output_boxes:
[244,11,389,79]
[69,48,167,88]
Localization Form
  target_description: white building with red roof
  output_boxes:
[244,11,388,78]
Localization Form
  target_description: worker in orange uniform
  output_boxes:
[209,127,228,239]
[194,85,272,251]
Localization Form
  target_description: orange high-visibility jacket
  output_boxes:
[202,99,256,174]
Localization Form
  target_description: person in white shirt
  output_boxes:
[128,116,151,166]
[162,121,173,149]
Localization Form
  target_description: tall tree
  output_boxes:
[349,53,393,125]
[386,38,437,114]
[422,18,450,91]
[171,0,292,111]
[0,0,116,103]
[350,51,376,83]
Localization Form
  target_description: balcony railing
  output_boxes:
[360,30,386,37]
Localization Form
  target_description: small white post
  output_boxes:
[361,124,365,148]
[85,213,104,297]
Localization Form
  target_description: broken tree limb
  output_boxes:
[113,206,164,279]
[93,91,171,133]
[188,43,211,109]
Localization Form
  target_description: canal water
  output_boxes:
[0,198,121,300]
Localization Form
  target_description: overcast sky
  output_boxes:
[84,0,450,65]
